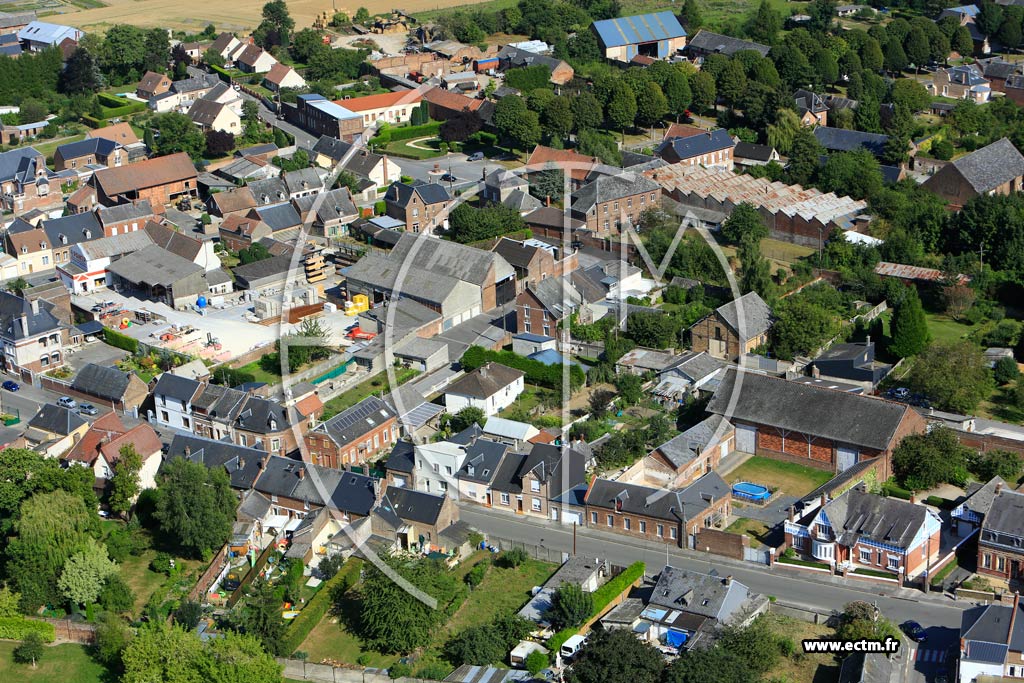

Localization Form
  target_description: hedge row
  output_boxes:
[0,617,56,642]
[208,366,256,388]
[104,328,139,353]
[82,115,107,129]
[96,92,133,108]
[100,102,147,119]
[546,562,645,657]
[209,64,232,82]
[281,558,362,656]
[461,345,585,391]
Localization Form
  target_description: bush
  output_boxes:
[104,328,139,353]
[382,120,441,143]
[589,562,644,618]
[498,548,528,568]
[0,617,55,642]
[994,356,1020,385]
[525,649,548,674]
[374,200,386,216]
[388,662,412,679]
[465,560,489,588]
[82,115,107,129]
[150,552,174,576]
[280,558,362,655]
[461,346,585,392]
[208,365,256,387]
[13,631,44,665]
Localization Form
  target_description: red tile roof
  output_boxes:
[93,152,196,197]
[336,89,423,112]
[526,145,600,182]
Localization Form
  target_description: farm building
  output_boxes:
[591,12,687,63]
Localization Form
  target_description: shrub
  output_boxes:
[150,552,174,575]
[104,328,139,353]
[384,120,441,142]
[994,356,1020,385]
[525,649,548,674]
[0,617,55,642]
[388,662,412,679]
[374,200,386,215]
[460,346,585,391]
[465,560,489,588]
[499,548,528,568]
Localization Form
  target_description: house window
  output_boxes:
[531,480,540,492]
[501,492,510,505]
[887,556,899,570]
[606,514,613,527]
[433,463,439,472]
[42,256,49,265]
[182,417,190,429]
[374,434,380,449]
[670,527,678,539]
[271,438,280,452]
[238,435,247,446]
[816,523,829,536]
[999,556,1007,572]
[639,520,646,533]
[859,548,871,563]
[160,410,169,422]
[656,524,663,537]
[983,553,992,569]
[623,518,631,531]
[440,481,447,491]
[532,498,541,511]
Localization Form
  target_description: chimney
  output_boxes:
[30,298,39,315]
[788,506,795,522]
[18,315,28,337]
[238,456,245,470]
[707,130,713,138]
[997,482,1004,495]
[909,492,916,505]
[261,453,269,469]
[373,476,382,502]
[724,575,732,586]
[298,467,305,480]
[184,445,191,456]
[820,493,827,508]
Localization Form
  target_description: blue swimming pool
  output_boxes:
[732,482,771,502]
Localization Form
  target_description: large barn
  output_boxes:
[591,11,688,63]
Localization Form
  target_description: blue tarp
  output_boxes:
[665,630,688,648]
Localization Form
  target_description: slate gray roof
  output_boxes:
[255,202,301,232]
[386,180,451,208]
[171,72,219,94]
[314,396,395,447]
[571,173,661,216]
[55,137,119,161]
[982,489,1024,540]
[734,141,776,162]
[143,222,203,261]
[0,147,42,184]
[838,652,894,683]
[664,351,723,382]
[232,253,292,285]
[235,395,294,434]
[253,454,377,514]
[389,232,515,284]
[344,253,463,301]
[187,98,229,127]
[457,438,508,484]
[191,383,247,419]
[654,415,732,469]
[656,128,736,162]
[312,135,351,163]
[961,476,1008,519]
[497,45,566,75]
[292,187,357,224]
[42,211,102,247]
[493,237,540,269]
[153,372,202,403]
[712,291,772,341]
[649,565,750,620]
[446,362,524,399]
[97,200,154,227]
[165,433,265,489]
[794,89,828,115]
[378,485,446,525]
[961,602,1024,661]
[949,138,1024,194]
[385,440,415,473]
[282,167,325,195]
[0,291,61,341]
[822,487,930,549]
[106,244,203,286]
[813,127,890,156]
[71,364,134,401]
[707,370,912,451]
[686,29,770,57]
[586,471,730,522]
[527,277,581,318]
[28,404,87,436]
[248,177,289,205]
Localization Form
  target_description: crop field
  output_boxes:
[12,0,507,32]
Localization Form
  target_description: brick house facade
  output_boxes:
[303,396,398,469]
[689,292,772,361]
[977,487,1024,582]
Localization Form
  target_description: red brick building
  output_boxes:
[977,486,1024,582]
[708,370,926,479]
[303,396,398,469]
[923,138,1024,210]
[91,152,197,207]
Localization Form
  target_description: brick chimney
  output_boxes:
[1008,592,1020,646]
[788,506,795,522]
[298,467,305,480]
[997,481,1004,495]
[238,456,245,470]
[19,315,28,337]
[909,492,916,505]
[724,575,732,586]
[820,493,827,508]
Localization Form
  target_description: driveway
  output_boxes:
[66,340,129,372]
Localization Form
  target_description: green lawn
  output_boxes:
[235,359,283,386]
[725,456,834,499]
[0,642,107,683]
[321,368,419,420]
[383,138,445,160]
[724,517,771,549]
[924,312,979,344]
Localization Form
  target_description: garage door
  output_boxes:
[736,424,756,453]
[837,445,858,472]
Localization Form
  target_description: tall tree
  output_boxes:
[784,128,823,185]
[739,234,772,297]
[545,583,593,630]
[909,340,993,414]
[60,48,103,94]
[883,39,909,74]
[635,81,668,127]
[680,0,703,31]
[978,0,1004,37]
[570,91,603,131]
[721,203,768,244]
[904,27,930,72]
[889,286,931,358]
[154,458,237,559]
[606,80,638,136]
[58,538,118,606]
[122,623,280,683]
[746,0,783,44]
[542,96,574,139]
[237,580,286,656]
[493,96,541,152]
[150,112,205,160]
[808,0,836,33]
[566,629,664,683]
[662,69,692,119]
[689,71,716,114]
[109,444,143,520]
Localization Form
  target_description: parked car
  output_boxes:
[560,634,588,661]
[1,380,18,392]
[901,620,927,642]
[78,404,98,416]
[467,151,484,161]
[441,173,458,182]
[886,387,910,400]
[57,396,77,409]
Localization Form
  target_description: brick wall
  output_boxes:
[695,527,749,561]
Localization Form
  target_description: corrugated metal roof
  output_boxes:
[592,11,686,49]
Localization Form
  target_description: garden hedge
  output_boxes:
[82,115,107,129]
[281,558,362,655]
[461,346,585,391]
[546,562,644,659]
[372,120,441,145]
[104,328,139,353]
[0,617,56,642]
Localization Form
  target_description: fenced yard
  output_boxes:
[725,456,834,500]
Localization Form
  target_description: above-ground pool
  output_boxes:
[732,482,771,502]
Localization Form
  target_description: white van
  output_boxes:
[560,634,587,661]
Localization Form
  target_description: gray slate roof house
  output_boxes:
[813,127,890,157]
[981,488,1024,547]
[655,129,736,165]
[733,141,778,163]
[686,29,770,57]
[70,364,137,402]
[959,599,1024,674]
[311,396,396,449]
[165,433,265,489]
[571,173,661,219]
[253,455,378,516]
[821,486,932,549]
[385,179,451,209]
[377,485,446,526]
[586,471,730,522]
[649,565,754,621]
[712,291,773,342]
[526,276,582,320]
[446,362,524,400]
[0,291,62,341]
[254,202,302,233]
[927,137,1024,198]
[42,211,101,248]
[385,440,416,475]
[153,372,202,404]
[28,404,87,436]
[248,177,289,206]
[654,415,733,469]
[496,45,569,78]
[837,651,895,683]
[232,253,292,290]
[389,232,515,285]
[708,370,916,453]
[794,89,829,117]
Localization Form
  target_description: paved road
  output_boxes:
[456,505,968,633]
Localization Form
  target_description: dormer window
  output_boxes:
[60,234,67,245]
[21,246,27,254]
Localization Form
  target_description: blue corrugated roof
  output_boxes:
[592,11,686,49]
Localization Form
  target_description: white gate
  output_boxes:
[836,445,858,472]
[736,424,756,453]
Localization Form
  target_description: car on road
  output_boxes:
[78,404,98,416]
[441,173,458,182]
[901,620,927,642]
[467,151,484,161]
[57,396,77,409]
[1,381,18,392]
